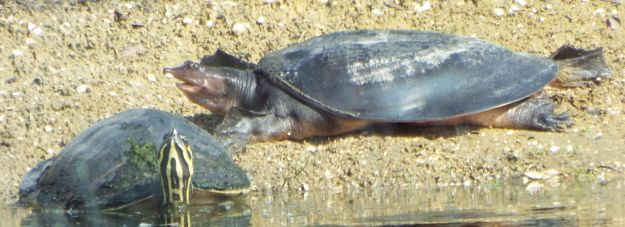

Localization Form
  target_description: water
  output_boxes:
[2,181,623,226]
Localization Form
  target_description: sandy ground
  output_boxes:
[0,0,624,205]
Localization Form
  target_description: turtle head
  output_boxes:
[158,129,194,209]
[164,61,256,115]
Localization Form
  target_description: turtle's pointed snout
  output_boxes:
[162,61,199,74]
[162,65,177,74]
[163,61,205,85]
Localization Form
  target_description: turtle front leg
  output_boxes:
[462,97,572,131]
[214,108,298,152]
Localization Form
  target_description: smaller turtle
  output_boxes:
[19,108,250,210]
[164,30,611,143]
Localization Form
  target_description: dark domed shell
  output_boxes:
[257,30,557,121]
[19,108,249,209]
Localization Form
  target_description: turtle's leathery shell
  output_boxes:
[258,30,557,121]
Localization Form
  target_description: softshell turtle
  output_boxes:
[19,108,250,210]
[164,30,610,142]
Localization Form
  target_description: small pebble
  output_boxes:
[130,22,145,28]
[414,1,431,13]
[300,183,310,191]
[539,17,545,22]
[509,5,520,14]
[27,23,36,31]
[265,0,276,4]
[32,77,43,85]
[597,172,606,184]
[182,17,193,25]
[514,0,527,6]
[607,15,621,31]
[76,84,91,94]
[206,20,214,28]
[493,8,505,17]
[147,74,157,82]
[372,8,384,17]
[525,171,545,180]
[231,23,249,35]
[594,8,606,16]
[44,125,54,133]
[11,91,22,98]
[31,27,43,36]
[256,16,266,25]
[549,145,560,153]
[305,146,318,152]
[595,132,603,140]
[0,115,5,123]
[27,23,44,36]
[5,76,16,84]
[11,50,24,57]
[124,2,135,10]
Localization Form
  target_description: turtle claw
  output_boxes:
[214,124,252,153]
[216,132,250,153]
[505,97,573,131]
[535,111,572,131]
[525,98,573,131]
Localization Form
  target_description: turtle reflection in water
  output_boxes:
[165,30,611,144]
[18,109,250,211]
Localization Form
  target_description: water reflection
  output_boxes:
[4,181,624,226]
[19,201,251,227]
[247,181,623,226]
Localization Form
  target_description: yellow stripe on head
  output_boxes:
[158,129,194,208]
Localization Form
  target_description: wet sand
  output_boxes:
[0,0,623,205]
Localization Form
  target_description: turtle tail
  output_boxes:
[549,45,612,88]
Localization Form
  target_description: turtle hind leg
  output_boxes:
[550,45,612,88]
[462,97,572,131]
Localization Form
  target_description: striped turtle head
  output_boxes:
[158,129,194,208]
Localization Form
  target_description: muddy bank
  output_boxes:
[0,0,624,205]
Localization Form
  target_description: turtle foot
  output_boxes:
[213,108,257,153]
[550,45,612,87]
[215,130,251,153]
[505,97,573,131]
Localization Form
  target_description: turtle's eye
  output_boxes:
[184,61,199,70]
